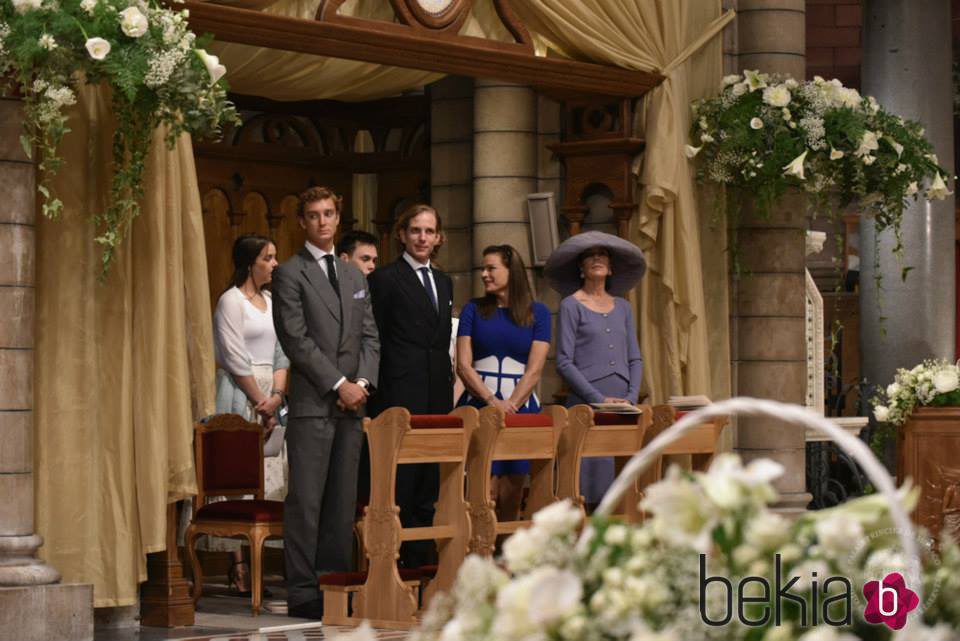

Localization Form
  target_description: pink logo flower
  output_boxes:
[862,572,919,630]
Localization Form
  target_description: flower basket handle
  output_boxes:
[585,397,924,626]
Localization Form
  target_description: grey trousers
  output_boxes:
[284,415,363,607]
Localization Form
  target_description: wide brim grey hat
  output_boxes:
[543,231,647,297]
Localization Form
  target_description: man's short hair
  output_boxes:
[297,186,342,217]
[338,229,379,258]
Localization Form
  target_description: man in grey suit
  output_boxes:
[272,186,379,619]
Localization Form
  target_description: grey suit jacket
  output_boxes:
[272,247,380,418]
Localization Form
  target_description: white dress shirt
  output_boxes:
[403,251,438,310]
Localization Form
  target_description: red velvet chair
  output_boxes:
[184,414,282,616]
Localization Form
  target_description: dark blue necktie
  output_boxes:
[419,266,438,312]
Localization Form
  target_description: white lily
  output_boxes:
[84,37,111,61]
[927,173,953,200]
[196,49,227,84]
[782,150,808,180]
[744,69,767,92]
[683,144,702,159]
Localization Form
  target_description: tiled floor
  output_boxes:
[94,579,409,641]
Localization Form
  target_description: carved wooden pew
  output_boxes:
[556,405,652,521]
[466,406,566,556]
[319,406,477,629]
[635,404,727,492]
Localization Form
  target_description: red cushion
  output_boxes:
[418,564,438,578]
[505,413,553,428]
[594,412,640,426]
[319,568,421,587]
[201,429,261,492]
[675,411,686,420]
[196,499,282,522]
[411,415,464,429]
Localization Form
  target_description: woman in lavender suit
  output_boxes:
[547,232,646,507]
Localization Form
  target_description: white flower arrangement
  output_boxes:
[690,71,951,277]
[0,0,239,273]
[403,454,960,641]
[871,359,960,452]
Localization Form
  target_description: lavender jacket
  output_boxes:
[555,296,643,404]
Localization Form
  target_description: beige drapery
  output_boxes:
[511,0,732,404]
[35,85,215,607]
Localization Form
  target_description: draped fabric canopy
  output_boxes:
[509,0,732,403]
[34,0,730,606]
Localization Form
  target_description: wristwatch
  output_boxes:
[356,379,369,390]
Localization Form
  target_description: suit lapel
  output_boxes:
[396,258,438,323]
[299,248,341,322]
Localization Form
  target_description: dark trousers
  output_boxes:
[395,463,439,568]
[284,416,362,607]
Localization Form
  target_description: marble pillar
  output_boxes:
[431,77,475,307]
[0,97,93,640]
[472,79,537,297]
[860,0,956,385]
[733,0,811,512]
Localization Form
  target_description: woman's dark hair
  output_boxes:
[228,234,274,291]
[475,244,534,327]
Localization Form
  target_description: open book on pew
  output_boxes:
[589,402,643,414]
[667,395,712,411]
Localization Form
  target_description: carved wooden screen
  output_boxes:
[195,93,430,310]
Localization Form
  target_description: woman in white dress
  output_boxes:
[210,234,289,594]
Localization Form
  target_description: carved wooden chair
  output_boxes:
[465,406,567,557]
[319,406,477,629]
[635,404,727,492]
[556,405,652,521]
[184,414,282,616]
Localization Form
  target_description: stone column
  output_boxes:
[534,95,563,403]
[0,98,93,640]
[860,0,956,385]
[733,0,810,513]
[431,77,474,307]
[473,80,538,297]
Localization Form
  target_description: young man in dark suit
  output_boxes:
[272,186,380,619]
[367,203,453,568]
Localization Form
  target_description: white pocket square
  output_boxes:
[353,289,366,300]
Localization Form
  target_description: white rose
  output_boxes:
[84,37,111,61]
[873,404,890,422]
[119,6,149,38]
[750,117,764,130]
[829,147,844,160]
[933,368,959,394]
[527,568,583,626]
[721,74,741,87]
[683,144,702,159]
[782,150,808,180]
[887,382,901,397]
[785,78,799,89]
[837,87,861,109]
[781,107,792,121]
[731,82,748,97]
[79,0,97,13]
[814,513,864,556]
[196,49,227,84]
[531,498,581,536]
[927,173,953,200]
[11,0,42,13]
[856,130,880,157]
[762,84,791,108]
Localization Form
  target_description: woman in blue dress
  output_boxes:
[456,244,551,522]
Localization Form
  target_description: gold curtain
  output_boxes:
[34,85,215,607]
[510,0,732,404]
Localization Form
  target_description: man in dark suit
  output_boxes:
[272,186,379,619]
[367,203,453,568]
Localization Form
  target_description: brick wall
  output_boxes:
[806,0,862,88]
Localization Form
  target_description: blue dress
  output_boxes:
[456,300,552,475]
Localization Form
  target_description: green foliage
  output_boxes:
[0,0,239,276]
[690,72,951,281]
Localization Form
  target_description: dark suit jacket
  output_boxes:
[368,257,453,416]
[272,248,380,418]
